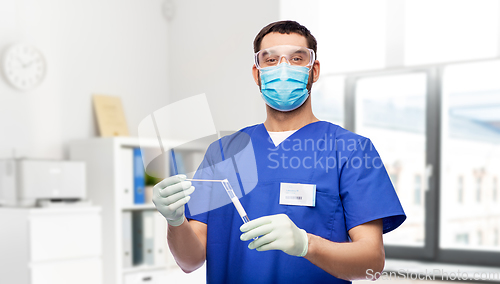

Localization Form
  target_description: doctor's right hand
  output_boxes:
[152,174,195,227]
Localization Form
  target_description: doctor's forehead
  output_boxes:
[259,32,309,51]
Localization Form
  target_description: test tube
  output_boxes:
[186,177,256,240]
[185,178,251,224]
[220,179,251,224]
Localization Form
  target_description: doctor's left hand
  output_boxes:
[240,214,309,257]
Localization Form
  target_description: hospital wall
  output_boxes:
[0,0,170,160]
[167,0,277,132]
[0,0,279,160]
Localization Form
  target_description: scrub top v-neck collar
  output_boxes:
[259,121,323,148]
[268,130,297,147]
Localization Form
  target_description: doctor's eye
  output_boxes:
[290,57,305,64]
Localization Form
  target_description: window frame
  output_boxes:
[340,62,500,267]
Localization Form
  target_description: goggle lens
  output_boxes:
[255,45,315,69]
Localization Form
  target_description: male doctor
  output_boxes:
[153,20,406,283]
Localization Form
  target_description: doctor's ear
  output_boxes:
[252,65,260,86]
[312,60,320,83]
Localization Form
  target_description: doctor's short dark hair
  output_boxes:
[253,20,317,56]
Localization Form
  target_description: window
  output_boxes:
[389,173,399,192]
[493,177,498,202]
[476,177,482,203]
[404,0,499,65]
[355,72,427,247]
[457,176,464,204]
[280,0,387,73]
[282,0,500,72]
[282,0,500,267]
[311,75,344,127]
[316,0,387,73]
[344,61,500,264]
[456,233,469,245]
[414,175,422,205]
[440,60,500,253]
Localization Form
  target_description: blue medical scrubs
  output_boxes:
[185,121,406,284]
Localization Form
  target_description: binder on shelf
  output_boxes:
[122,211,133,268]
[153,211,167,266]
[132,211,143,265]
[169,151,185,176]
[121,148,134,206]
[133,148,145,204]
[142,210,155,265]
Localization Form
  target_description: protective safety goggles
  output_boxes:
[254,45,316,70]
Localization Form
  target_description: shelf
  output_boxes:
[115,137,207,151]
[121,204,156,211]
[69,136,208,151]
[69,137,182,283]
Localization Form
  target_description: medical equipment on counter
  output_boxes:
[0,159,86,207]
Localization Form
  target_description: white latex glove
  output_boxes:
[239,214,309,257]
[152,174,195,226]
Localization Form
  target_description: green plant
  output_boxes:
[145,172,162,186]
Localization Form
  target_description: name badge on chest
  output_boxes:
[279,182,316,207]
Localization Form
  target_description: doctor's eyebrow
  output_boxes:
[292,49,307,55]
[260,50,270,56]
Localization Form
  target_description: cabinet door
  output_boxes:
[31,257,101,284]
[123,269,168,284]
[29,212,101,262]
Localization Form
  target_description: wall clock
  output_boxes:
[2,43,47,91]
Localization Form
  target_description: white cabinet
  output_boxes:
[30,258,101,284]
[69,137,187,284]
[123,269,168,284]
[0,207,102,284]
[29,212,101,261]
